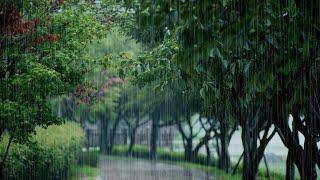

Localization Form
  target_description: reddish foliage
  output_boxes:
[0,3,41,36]
[46,34,60,42]
[57,0,65,4]
[74,77,126,105]
[108,77,125,86]
[33,34,60,45]
[0,3,59,47]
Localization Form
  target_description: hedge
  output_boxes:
[112,145,215,166]
[78,147,100,167]
[0,122,85,180]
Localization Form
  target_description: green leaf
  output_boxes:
[200,88,205,98]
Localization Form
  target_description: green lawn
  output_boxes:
[72,165,99,180]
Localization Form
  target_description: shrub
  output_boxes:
[112,145,215,165]
[78,147,100,167]
[0,122,85,180]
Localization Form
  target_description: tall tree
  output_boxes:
[0,0,106,176]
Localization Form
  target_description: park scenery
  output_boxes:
[1,0,320,180]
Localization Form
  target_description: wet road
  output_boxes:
[98,157,215,180]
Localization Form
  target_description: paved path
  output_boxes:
[98,157,215,180]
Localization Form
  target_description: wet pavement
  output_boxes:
[98,157,215,180]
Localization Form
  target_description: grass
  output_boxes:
[72,165,99,180]
[176,161,241,180]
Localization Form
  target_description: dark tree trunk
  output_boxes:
[205,142,211,165]
[107,118,120,154]
[100,117,109,154]
[150,116,159,159]
[286,120,298,180]
[215,135,221,158]
[218,122,231,173]
[286,150,295,180]
[184,138,193,162]
[241,124,259,180]
[128,112,140,156]
[288,112,317,180]
[239,107,275,180]
[128,126,137,156]
[300,133,317,180]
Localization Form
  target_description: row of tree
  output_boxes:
[46,0,320,180]
[0,0,108,176]
[115,0,320,180]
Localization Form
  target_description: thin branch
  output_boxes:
[0,135,13,170]
[138,119,151,127]
[263,154,271,180]
[232,152,243,175]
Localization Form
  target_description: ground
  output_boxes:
[78,156,216,180]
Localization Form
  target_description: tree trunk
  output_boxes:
[286,120,298,180]
[150,116,159,159]
[300,135,317,180]
[205,142,211,165]
[241,124,259,180]
[184,138,193,162]
[286,150,295,180]
[219,122,231,173]
[291,112,317,180]
[107,119,120,154]
[128,127,137,156]
[100,118,109,154]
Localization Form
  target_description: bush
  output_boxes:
[112,145,215,165]
[0,122,85,180]
[78,147,100,167]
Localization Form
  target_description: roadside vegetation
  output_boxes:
[0,122,85,179]
[1,0,319,180]
[112,145,285,179]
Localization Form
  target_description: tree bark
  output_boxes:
[184,138,193,162]
[107,118,120,155]
[239,107,275,180]
[150,115,159,159]
[127,129,136,156]
[286,150,295,180]
[241,124,259,180]
[276,110,318,180]
[218,122,231,173]
[100,116,109,154]
[286,120,298,180]
[205,142,211,165]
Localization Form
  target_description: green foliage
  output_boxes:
[78,149,100,167]
[88,27,142,59]
[0,122,85,179]
[0,0,106,149]
[177,162,241,180]
[112,145,213,166]
[126,0,320,178]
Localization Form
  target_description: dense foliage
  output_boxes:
[0,122,85,179]
[2,0,320,180]
[0,0,106,176]
[117,0,320,179]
